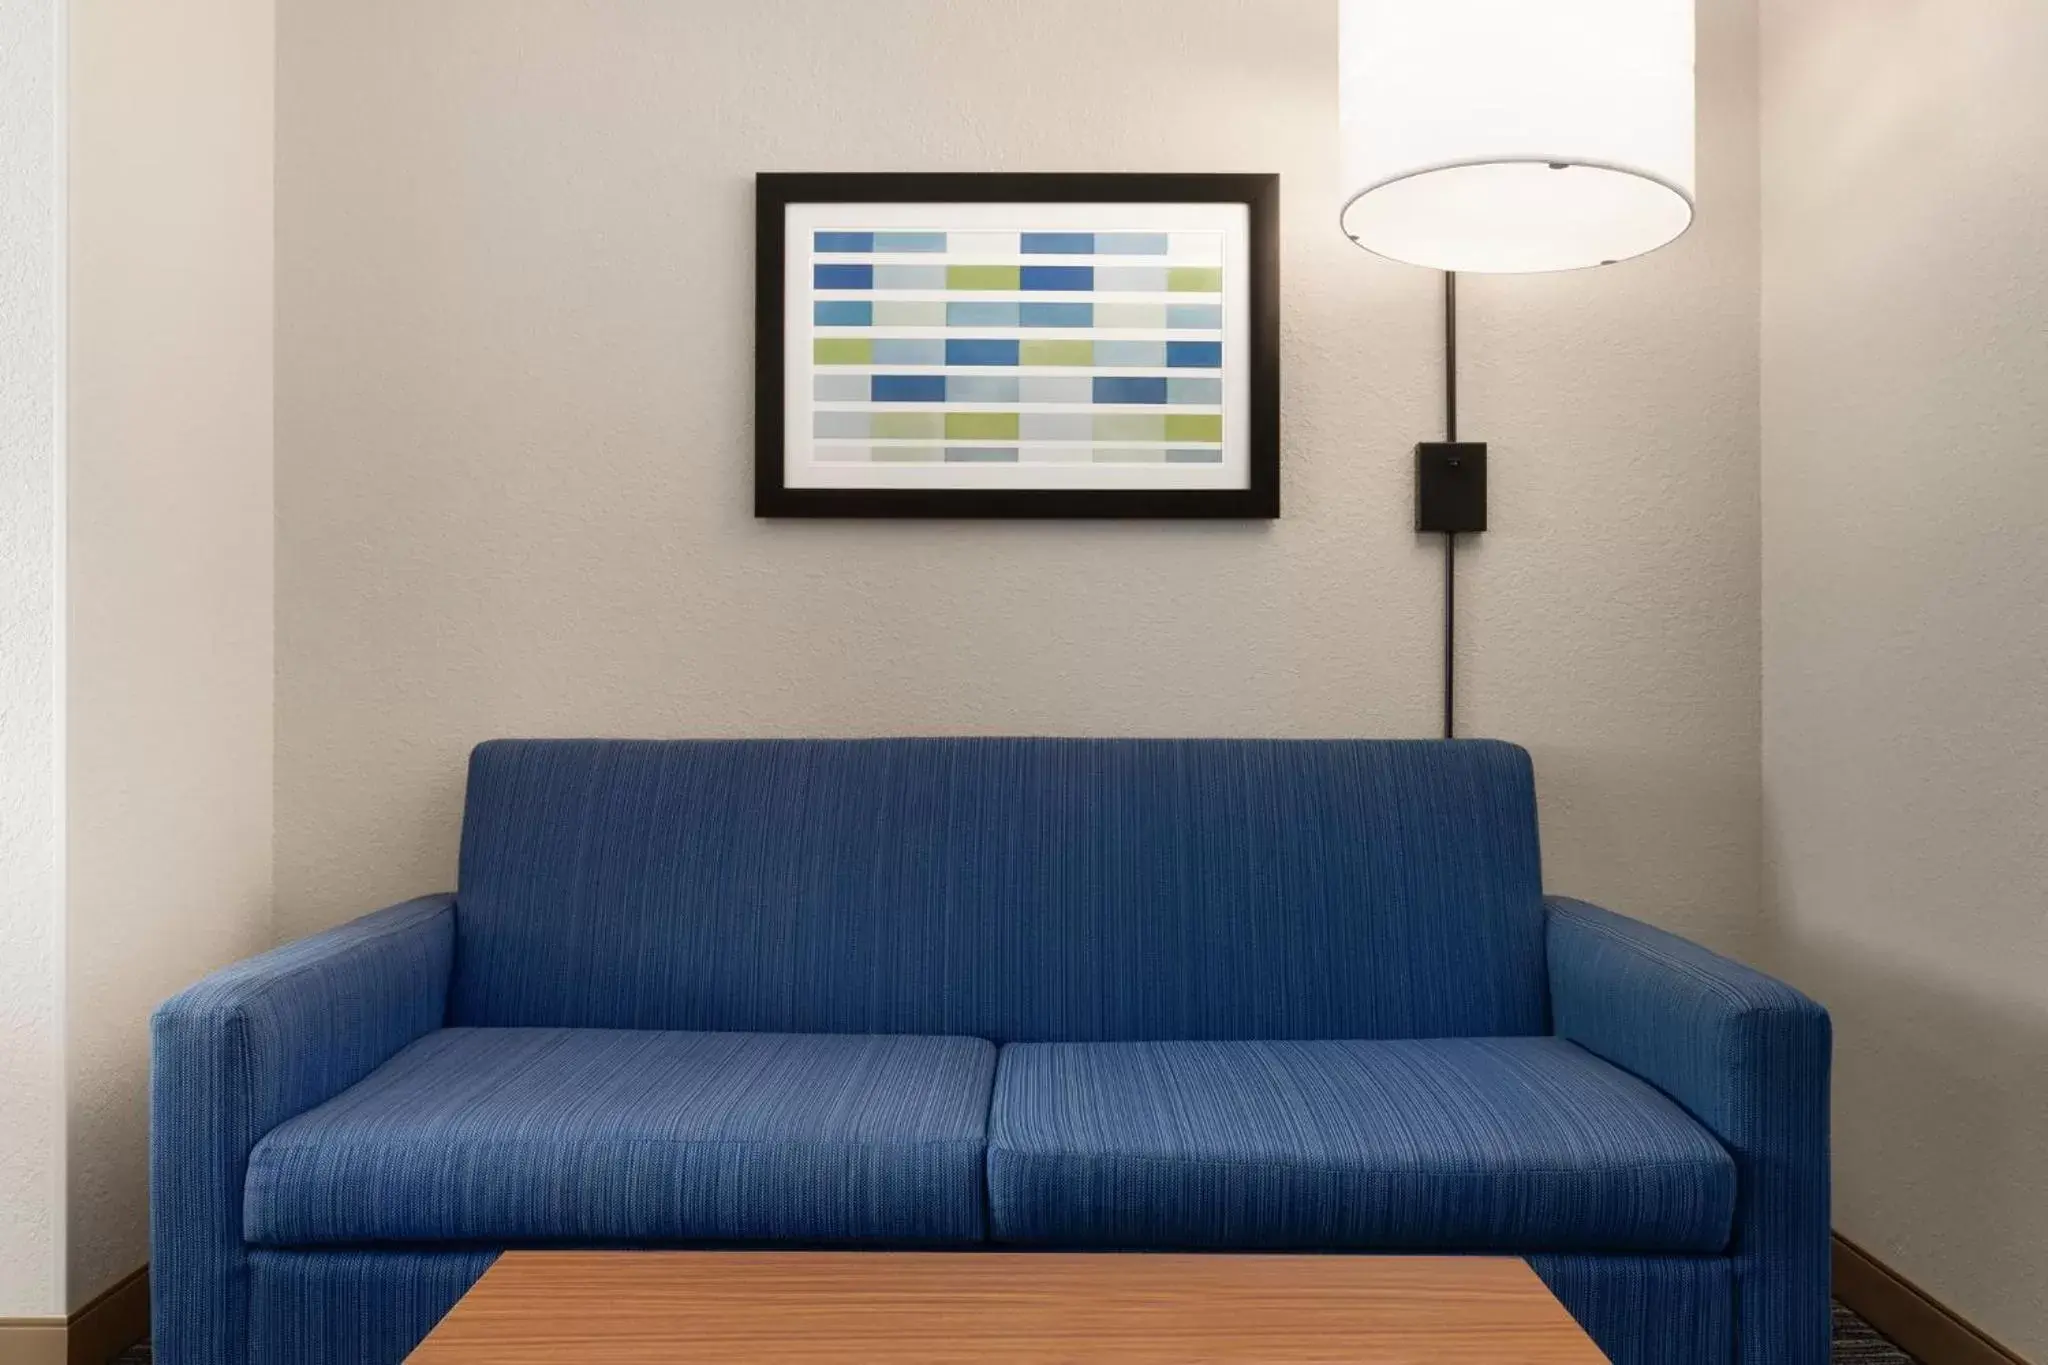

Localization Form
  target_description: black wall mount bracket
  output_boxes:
[1416,441,1488,534]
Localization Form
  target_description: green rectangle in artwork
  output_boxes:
[944,411,1020,441]
[947,264,1022,291]
[813,337,873,365]
[1164,412,1224,442]
[871,412,945,440]
[869,445,944,462]
[1019,339,1094,367]
[1094,413,1167,442]
[1167,267,1224,293]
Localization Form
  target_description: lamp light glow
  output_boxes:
[1339,0,1696,274]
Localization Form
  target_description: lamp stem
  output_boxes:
[1444,271,1459,443]
[1442,271,1458,740]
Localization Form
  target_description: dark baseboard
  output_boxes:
[1834,1233,2033,1365]
[66,1265,149,1365]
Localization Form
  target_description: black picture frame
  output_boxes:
[755,172,1281,519]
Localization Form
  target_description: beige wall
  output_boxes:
[1761,1,2048,1357]
[64,0,275,1309]
[0,0,64,1323]
[20,0,2048,1340]
[274,0,1765,960]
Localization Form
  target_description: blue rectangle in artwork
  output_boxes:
[1020,232,1095,254]
[1095,232,1172,255]
[873,231,948,252]
[871,374,948,402]
[814,232,874,253]
[814,263,873,290]
[1093,377,1170,405]
[946,338,1021,366]
[1020,265,1093,292]
[1167,340,1224,368]
[872,339,945,365]
[873,264,947,290]
[814,300,873,326]
[1019,302,1092,328]
[1093,340,1166,368]
[1166,304,1224,330]
[1167,377,1223,405]
[948,301,1020,327]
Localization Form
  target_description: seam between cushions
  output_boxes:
[982,1147,1733,1180]
[255,1135,992,1157]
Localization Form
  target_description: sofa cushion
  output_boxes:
[450,738,1548,1042]
[988,1037,1736,1253]
[245,1028,996,1247]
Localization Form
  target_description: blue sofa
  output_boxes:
[152,738,1830,1364]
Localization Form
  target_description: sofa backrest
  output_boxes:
[449,738,1548,1041]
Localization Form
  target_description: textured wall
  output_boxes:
[276,0,1762,960]
[1761,2,2048,1357]
[0,0,63,1323]
[65,0,276,1310]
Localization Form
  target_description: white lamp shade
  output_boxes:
[1339,0,1696,274]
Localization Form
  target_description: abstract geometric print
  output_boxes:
[806,229,1228,467]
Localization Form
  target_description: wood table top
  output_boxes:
[406,1251,1609,1363]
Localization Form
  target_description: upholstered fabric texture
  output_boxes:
[1549,897,1834,1365]
[247,1250,498,1365]
[149,897,456,1365]
[1528,1254,1736,1365]
[450,738,1548,1041]
[245,1028,996,1246]
[147,739,1835,1365]
[988,1037,1736,1252]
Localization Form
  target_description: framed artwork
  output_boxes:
[755,172,1280,518]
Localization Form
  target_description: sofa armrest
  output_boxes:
[1546,895,1831,1365]
[150,895,455,1365]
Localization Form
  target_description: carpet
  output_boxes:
[1833,1302,1924,1363]
[110,1302,1920,1363]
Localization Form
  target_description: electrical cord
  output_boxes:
[1441,271,1458,740]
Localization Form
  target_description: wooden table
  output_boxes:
[407,1251,1609,1363]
